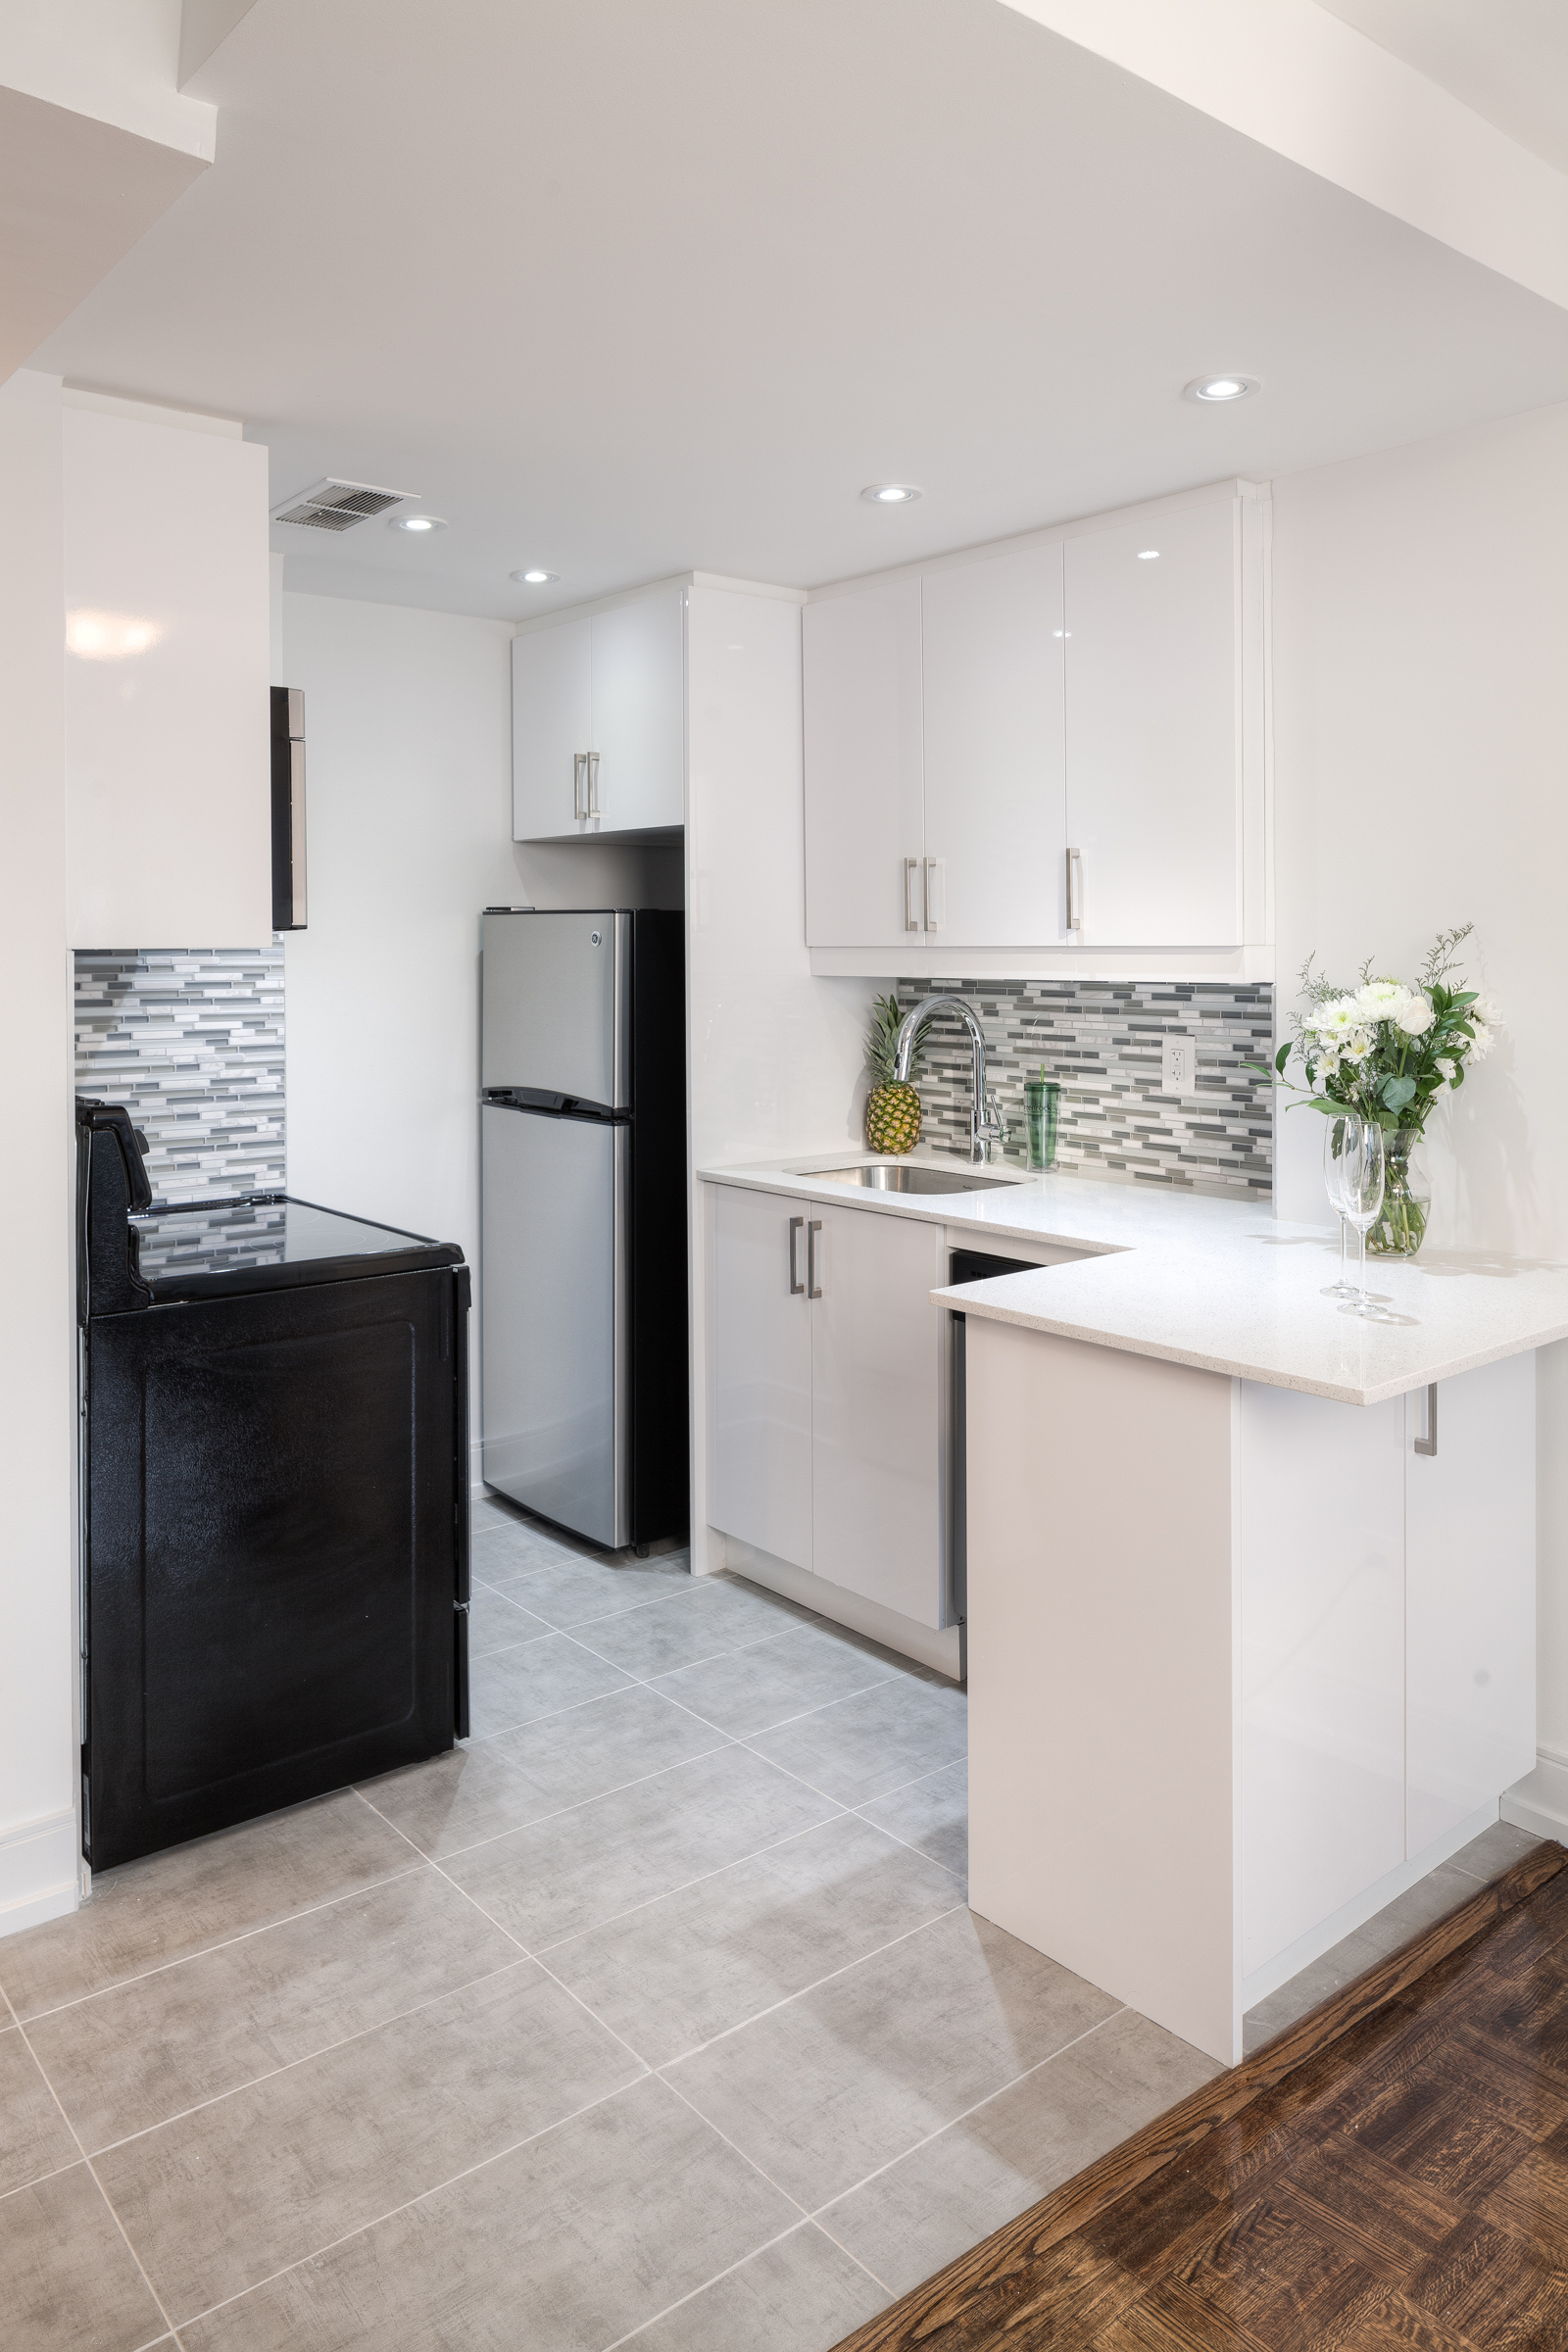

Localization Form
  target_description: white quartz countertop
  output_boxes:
[698,1152,1568,1403]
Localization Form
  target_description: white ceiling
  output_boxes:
[33,0,1568,620]
[1313,0,1568,174]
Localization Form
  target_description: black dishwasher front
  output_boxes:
[948,1249,1044,1632]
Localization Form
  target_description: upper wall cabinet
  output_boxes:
[65,400,272,950]
[803,481,1268,970]
[514,586,684,840]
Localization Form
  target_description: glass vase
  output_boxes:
[1024,1079,1059,1172]
[1365,1130,1430,1256]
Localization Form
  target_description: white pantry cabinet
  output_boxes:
[800,579,923,950]
[513,585,684,839]
[709,1184,947,1627]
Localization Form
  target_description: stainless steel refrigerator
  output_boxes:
[479,907,688,1549]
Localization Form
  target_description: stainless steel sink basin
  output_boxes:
[813,1163,1019,1196]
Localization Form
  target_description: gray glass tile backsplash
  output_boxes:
[895,977,1274,1196]
[74,947,285,1203]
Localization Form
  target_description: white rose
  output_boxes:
[1396,997,1435,1036]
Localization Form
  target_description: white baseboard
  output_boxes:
[0,1808,79,1942]
[1240,1799,1497,2011]
[1502,1750,1568,1839]
[716,1534,963,1681]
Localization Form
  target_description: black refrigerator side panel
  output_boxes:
[452,1264,471,1740]
[84,1268,460,1871]
[629,910,689,1543]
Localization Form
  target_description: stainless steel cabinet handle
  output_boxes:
[923,857,940,932]
[1066,846,1083,934]
[1414,1382,1438,1456]
[904,858,919,933]
[573,752,587,820]
[788,1216,806,1296]
[807,1219,823,1298]
[586,751,601,817]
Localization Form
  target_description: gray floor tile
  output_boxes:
[820,2007,1219,2296]
[1449,1818,1544,1883]
[1243,1859,1481,2054]
[466,1629,633,1740]
[546,1813,964,2065]
[360,1686,732,1859]
[486,1550,694,1630]
[0,1793,418,2024]
[93,1960,644,2323]
[466,1578,553,1658]
[649,1620,913,1738]
[665,1907,1120,2210]
[27,1867,520,2154]
[176,2075,796,2352]
[624,2220,889,2351]
[568,1576,815,1679]
[858,1760,968,1884]
[0,2161,170,2351]
[747,1674,968,1807]
[445,1747,842,1951]
[0,2025,79,2196]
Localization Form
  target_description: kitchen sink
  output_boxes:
[813,1163,1019,1196]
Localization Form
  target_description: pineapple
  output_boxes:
[864,994,930,1155]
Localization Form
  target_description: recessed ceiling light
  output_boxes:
[391,513,447,532]
[860,483,922,505]
[512,568,559,584]
[1183,375,1259,404]
[1137,549,1160,561]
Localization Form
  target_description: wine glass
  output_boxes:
[1321,1116,1360,1299]
[1338,1118,1389,1320]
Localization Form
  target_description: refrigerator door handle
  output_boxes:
[612,1121,630,1544]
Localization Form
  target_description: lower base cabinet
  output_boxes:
[709,1183,947,1628]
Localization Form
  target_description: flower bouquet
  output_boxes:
[1254,925,1498,1256]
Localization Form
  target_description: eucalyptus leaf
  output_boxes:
[1382,1075,1418,1110]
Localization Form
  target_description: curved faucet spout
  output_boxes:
[892,996,1004,1164]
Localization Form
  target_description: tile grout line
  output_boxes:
[3,1852,431,2029]
[386,1731,746,1866]
[806,2005,1135,2227]
[656,2067,818,2227]
[595,2219,823,2352]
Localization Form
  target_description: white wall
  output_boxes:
[1269,398,1568,1768]
[0,371,78,1934]
[280,590,679,1486]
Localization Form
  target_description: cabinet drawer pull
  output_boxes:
[923,857,942,932]
[573,752,587,821]
[1066,846,1084,934]
[807,1219,823,1298]
[788,1216,806,1296]
[1414,1382,1438,1456]
[904,858,920,933]
[586,751,601,818]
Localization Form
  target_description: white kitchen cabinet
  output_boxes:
[802,578,923,949]
[709,1185,948,1627]
[1405,1356,1536,1855]
[1063,500,1242,948]
[65,398,272,948]
[921,544,1065,948]
[513,586,684,840]
[710,1184,813,1571]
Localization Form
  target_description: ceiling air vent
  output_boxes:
[270,477,417,532]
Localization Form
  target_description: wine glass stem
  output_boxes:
[1358,1223,1368,1308]
[1340,1218,1348,1288]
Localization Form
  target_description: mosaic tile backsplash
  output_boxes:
[894,977,1274,1197]
[74,948,285,1203]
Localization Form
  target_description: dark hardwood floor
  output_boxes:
[834,1843,1568,2352]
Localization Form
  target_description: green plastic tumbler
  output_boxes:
[1024,1077,1059,1172]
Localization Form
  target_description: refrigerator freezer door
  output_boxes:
[481,908,631,1109]
[480,1104,628,1546]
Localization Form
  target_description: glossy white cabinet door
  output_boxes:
[513,616,592,841]
[710,1186,813,1571]
[803,578,924,949]
[922,544,1065,947]
[1241,1381,1405,1978]
[809,1204,946,1627]
[1064,500,1242,947]
[1405,1357,1536,1856]
[591,588,684,830]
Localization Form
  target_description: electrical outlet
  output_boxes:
[1161,1035,1198,1094]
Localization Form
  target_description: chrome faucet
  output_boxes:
[894,996,1004,1165]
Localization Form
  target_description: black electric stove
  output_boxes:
[76,1100,470,1871]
